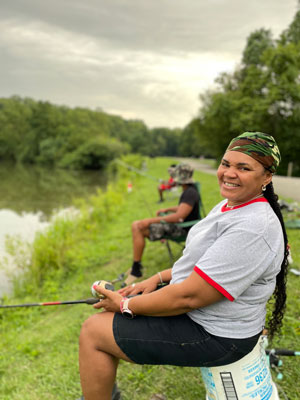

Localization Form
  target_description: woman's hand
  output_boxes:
[92,284,123,312]
[119,276,159,297]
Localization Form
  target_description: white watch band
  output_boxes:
[121,297,135,319]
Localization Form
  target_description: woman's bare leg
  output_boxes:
[79,311,132,400]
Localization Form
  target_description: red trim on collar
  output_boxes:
[194,266,234,302]
[221,197,268,212]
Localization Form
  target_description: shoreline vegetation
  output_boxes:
[0,156,299,400]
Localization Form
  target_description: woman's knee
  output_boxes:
[80,314,98,344]
[79,313,111,347]
[79,313,129,360]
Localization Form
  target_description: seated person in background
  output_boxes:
[124,163,200,285]
[157,164,177,202]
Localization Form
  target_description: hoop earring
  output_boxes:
[262,185,267,192]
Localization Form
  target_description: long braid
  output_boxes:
[263,181,289,340]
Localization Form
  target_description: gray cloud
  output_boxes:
[0,0,298,127]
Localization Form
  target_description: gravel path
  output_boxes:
[175,158,300,202]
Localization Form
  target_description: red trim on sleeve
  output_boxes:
[194,266,235,302]
[221,197,268,212]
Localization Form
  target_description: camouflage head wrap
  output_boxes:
[226,132,281,173]
[174,163,194,184]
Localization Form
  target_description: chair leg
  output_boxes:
[164,240,174,265]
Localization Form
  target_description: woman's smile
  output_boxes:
[217,151,272,206]
[223,181,240,188]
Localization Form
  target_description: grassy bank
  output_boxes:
[0,157,299,400]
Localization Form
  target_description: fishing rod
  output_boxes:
[0,273,161,309]
[115,159,159,182]
[266,347,300,383]
[267,348,300,357]
[115,159,155,216]
[0,280,114,310]
[0,298,100,309]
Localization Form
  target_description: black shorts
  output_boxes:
[113,313,261,367]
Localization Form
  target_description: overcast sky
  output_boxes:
[0,1,298,128]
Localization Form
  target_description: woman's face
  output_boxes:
[217,151,272,206]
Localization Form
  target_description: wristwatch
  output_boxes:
[120,297,135,319]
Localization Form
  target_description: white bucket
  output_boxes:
[200,336,279,400]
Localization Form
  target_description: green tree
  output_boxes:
[192,11,300,176]
[59,136,128,169]
[150,127,181,156]
[179,119,209,157]
[0,96,33,161]
[242,28,274,66]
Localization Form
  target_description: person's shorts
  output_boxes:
[113,313,261,367]
[148,222,186,241]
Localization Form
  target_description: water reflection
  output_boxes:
[0,162,108,297]
[0,162,107,216]
[0,209,49,296]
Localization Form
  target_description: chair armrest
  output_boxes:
[175,219,201,228]
[160,217,201,228]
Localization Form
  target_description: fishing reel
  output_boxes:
[91,280,115,299]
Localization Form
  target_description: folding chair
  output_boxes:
[161,182,204,264]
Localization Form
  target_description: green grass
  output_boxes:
[0,157,299,400]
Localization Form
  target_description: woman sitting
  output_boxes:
[78,132,288,400]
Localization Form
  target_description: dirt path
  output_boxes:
[175,157,300,202]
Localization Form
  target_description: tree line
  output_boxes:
[1,9,300,175]
[0,96,183,170]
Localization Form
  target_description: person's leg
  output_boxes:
[158,188,164,202]
[79,312,132,400]
[123,220,150,285]
[131,220,150,262]
[122,220,151,285]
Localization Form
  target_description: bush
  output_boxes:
[59,137,129,170]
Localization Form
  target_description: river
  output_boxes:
[0,162,108,297]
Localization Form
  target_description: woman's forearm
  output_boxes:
[129,283,194,317]
[158,269,172,283]
[127,271,223,317]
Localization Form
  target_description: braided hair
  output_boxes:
[263,181,289,340]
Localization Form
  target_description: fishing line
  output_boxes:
[115,159,159,215]
[115,159,159,182]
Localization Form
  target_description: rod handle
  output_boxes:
[85,298,101,305]
[268,349,297,356]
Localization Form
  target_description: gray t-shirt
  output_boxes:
[170,198,284,338]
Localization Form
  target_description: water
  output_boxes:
[0,162,108,297]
